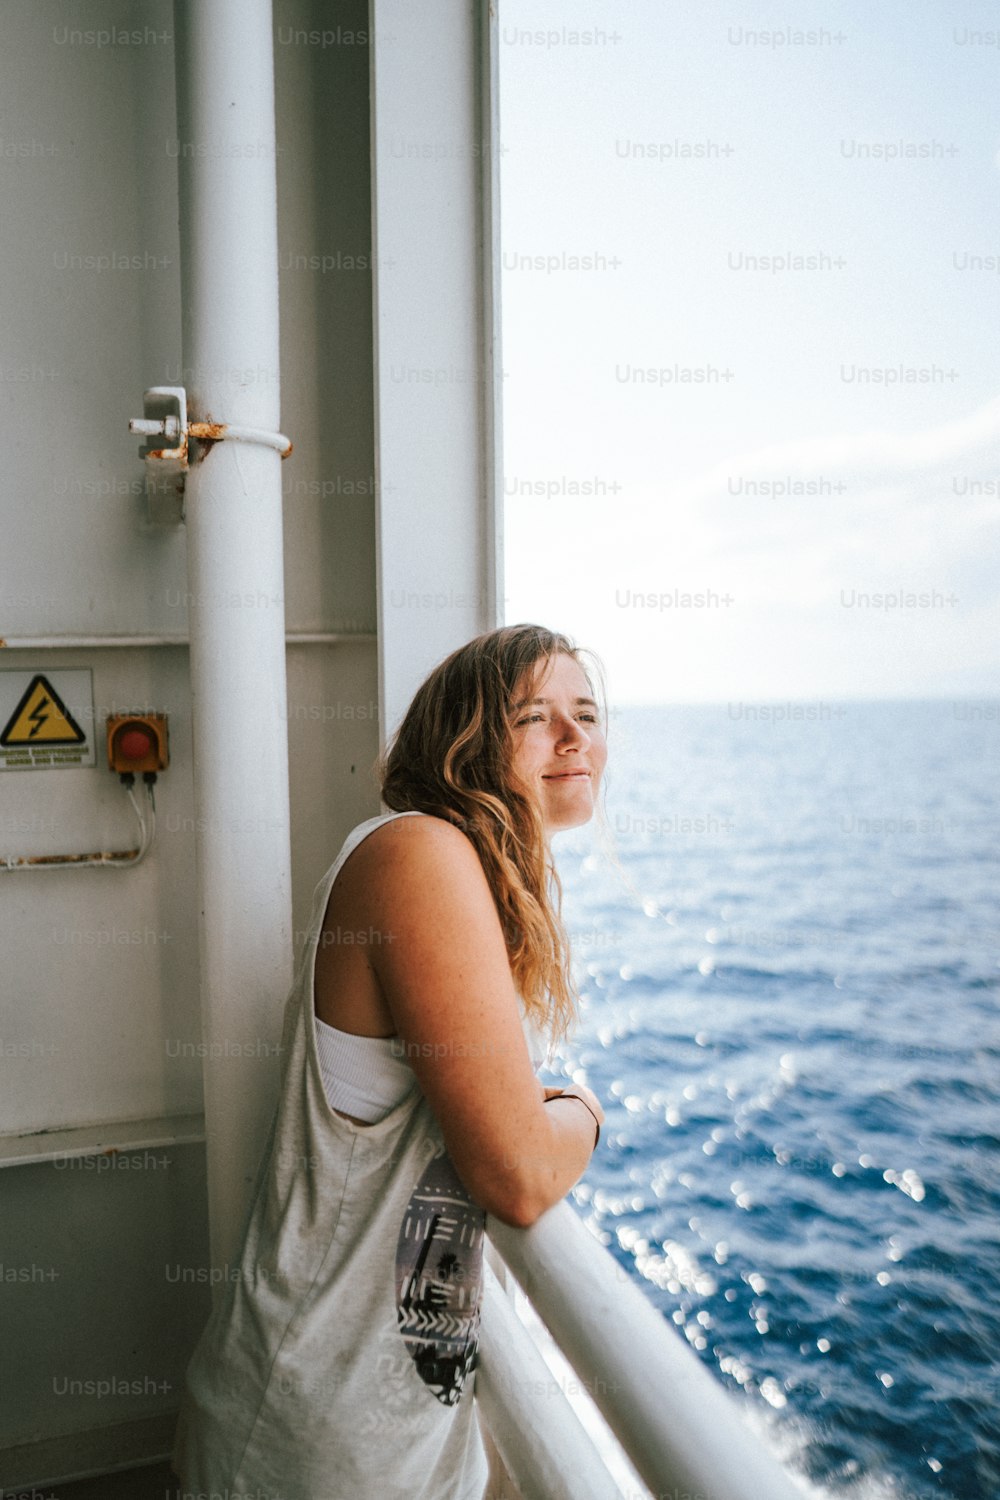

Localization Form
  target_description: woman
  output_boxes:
[172,623,607,1499]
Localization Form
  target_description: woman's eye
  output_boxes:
[515,713,545,726]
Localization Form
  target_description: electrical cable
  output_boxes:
[0,778,155,871]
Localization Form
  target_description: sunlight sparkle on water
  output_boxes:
[883,1167,926,1201]
[718,1352,753,1387]
[759,1376,788,1409]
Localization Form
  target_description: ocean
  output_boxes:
[548,701,999,1500]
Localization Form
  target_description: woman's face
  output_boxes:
[509,652,608,833]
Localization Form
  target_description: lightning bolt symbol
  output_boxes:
[28,695,51,739]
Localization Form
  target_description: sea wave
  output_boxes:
[550,702,1000,1500]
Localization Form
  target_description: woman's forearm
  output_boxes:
[498,1094,598,1227]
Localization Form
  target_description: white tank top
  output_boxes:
[172,809,548,1499]
[314,1016,415,1122]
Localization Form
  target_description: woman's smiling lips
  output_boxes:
[542,770,591,780]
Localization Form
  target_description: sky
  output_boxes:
[497,0,1000,703]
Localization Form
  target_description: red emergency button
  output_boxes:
[106,713,169,774]
[119,726,156,761]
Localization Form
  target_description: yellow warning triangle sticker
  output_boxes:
[0,674,86,746]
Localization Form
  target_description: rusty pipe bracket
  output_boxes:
[129,385,293,526]
[129,386,190,525]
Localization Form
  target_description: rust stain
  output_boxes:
[150,421,292,463]
[187,421,224,464]
[146,431,188,466]
[4,848,142,868]
[0,639,6,649]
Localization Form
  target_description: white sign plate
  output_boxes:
[0,669,96,770]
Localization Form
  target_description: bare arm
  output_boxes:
[354,815,601,1227]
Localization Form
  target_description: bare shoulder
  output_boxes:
[363,811,471,849]
[339,812,496,938]
[350,812,485,882]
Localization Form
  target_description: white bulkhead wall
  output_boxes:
[0,0,502,1483]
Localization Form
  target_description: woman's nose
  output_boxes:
[554,714,589,748]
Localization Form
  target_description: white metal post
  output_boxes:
[174,0,293,1280]
[369,0,506,743]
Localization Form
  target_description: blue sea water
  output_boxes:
[547,701,1000,1500]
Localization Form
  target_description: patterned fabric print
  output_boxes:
[394,1143,486,1405]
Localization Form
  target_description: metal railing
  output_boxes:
[480,1200,808,1500]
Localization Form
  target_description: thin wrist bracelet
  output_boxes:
[544,1091,600,1147]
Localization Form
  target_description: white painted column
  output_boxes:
[370,0,506,743]
[174,0,293,1280]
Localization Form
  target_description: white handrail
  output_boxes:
[477,1265,623,1500]
[486,1201,808,1500]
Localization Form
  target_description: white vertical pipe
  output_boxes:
[174,0,292,1280]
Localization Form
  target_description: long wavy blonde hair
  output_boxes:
[378,624,605,1045]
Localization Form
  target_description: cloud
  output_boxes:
[691,391,1000,488]
[669,394,1000,610]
